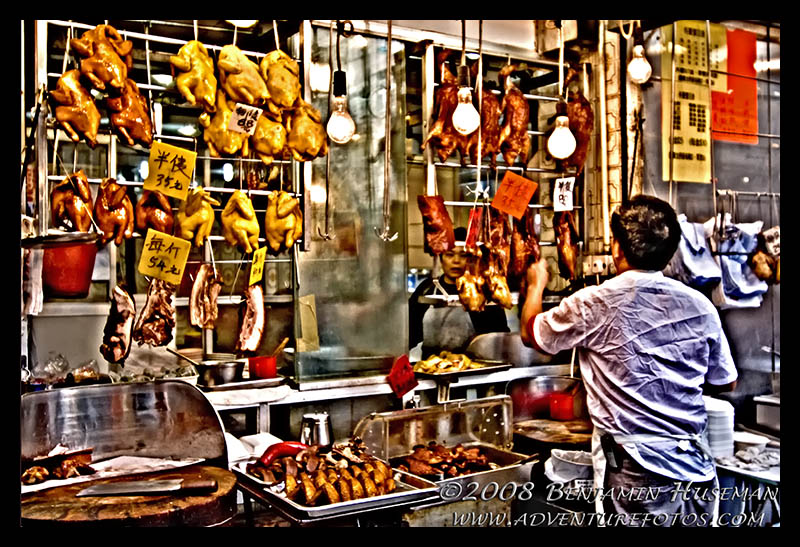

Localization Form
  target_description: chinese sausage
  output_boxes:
[70,24,133,92]
[221,190,260,254]
[169,40,217,113]
[50,70,101,149]
[176,186,221,247]
[94,178,134,246]
[51,171,94,233]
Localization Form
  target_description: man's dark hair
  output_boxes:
[610,195,681,271]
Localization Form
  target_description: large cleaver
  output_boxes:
[77,478,218,497]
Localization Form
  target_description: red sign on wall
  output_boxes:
[712,29,758,144]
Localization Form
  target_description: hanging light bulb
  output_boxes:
[548,114,577,159]
[326,21,357,144]
[452,21,480,136]
[627,22,652,84]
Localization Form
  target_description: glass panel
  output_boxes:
[294,26,408,382]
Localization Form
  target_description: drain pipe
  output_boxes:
[598,20,611,251]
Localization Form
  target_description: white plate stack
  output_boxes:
[704,396,735,458]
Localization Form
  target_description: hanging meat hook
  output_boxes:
[374,20,398,242]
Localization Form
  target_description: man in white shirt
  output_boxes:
[520,195,738,527]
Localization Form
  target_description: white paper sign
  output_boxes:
[228,103,263,135]
[553,177,576,212]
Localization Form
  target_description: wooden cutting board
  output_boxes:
[514,419,593,445]
[21,465,237,527]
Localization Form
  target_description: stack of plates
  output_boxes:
[704,396,735,458]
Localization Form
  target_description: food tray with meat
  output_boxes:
[413,352,511,379]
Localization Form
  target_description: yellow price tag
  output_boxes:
[138,229,192,285]
[143,140,196,201]
[249,246,267,285]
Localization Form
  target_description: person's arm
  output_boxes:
[520,258,549,351]
[703,380,737,395]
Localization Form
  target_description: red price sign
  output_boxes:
[491,171,538,219]
[386,355,418,398]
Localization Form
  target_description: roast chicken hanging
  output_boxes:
[94,178,134,246]
[217,44,270,106]
[51,171,94,233]
[265,190,303,254]
[50,70,101,149]
[175,186,221,247]
[251,114,287,165]
[260,49,301,117]
[497,64,531,167]
[199,90,251,157]
[70,24,133,92]
[221,190,260,254]
[169,40,218,113]
[135,190,174,235]
[286,99,328,162]
[107,78,153,148]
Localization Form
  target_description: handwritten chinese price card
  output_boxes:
[143,141,196,200]
[228,103,263,135]
[553,177,577,212]
[138,229,191,285]
[249,246,267,285]
[491,171,538,219]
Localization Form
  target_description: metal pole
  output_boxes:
[668,22,677,209]
[705,21,717,229]
[422,42,436,195]
[598,21,610,251]
[35,20,48,236]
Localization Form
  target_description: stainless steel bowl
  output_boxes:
[508,376,588,420]
[195,360,245,386]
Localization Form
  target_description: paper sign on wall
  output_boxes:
[228,103,263,135]
[249,246,267,285]
[143,140,196,201]
[711,28,758,144]
[553,177,576,212]
[491,171,538,219]
[138,229,191,285]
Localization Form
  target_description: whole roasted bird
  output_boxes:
[466,88,503,168]
[51,171,94,233]
[487,209,511,276]
[237,283,265,354]
[251,114,287,165]
[286,99,328,162]
[133,278,176,347]
[417,195,455,256]
[135,190,174,235]
[456,268,486,312]
[169,40,217,113]
[497,64,531,167]
[217,44,270,106]
[50,69,101,148]
[199,90,251,157]
[175,186,221,247]
[190,263,223,330]
[482,248,513,309]
[106,78,153,148]
[509,207,541,290]
[69,24,133,92]
[264,190,303,254]
[556,67,594,176]
[221,190,260,254]
[260,49,301,117]
[99,284,136,363]
[554,211,580,281]
[421,52,466,164]
[94,178,134,246]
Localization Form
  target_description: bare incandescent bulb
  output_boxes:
[628,44,652,84]
[452,65,480,136]
[547,115,576,159]
[326,70,356,144]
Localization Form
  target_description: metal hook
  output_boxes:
[374,19,397,243]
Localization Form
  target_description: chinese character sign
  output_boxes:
[491,171,538,219]
[711,28,758,145]
[138,229,191,285]
[228,103,263,136]
[553,177,576,212]
[249,246,267,285]
[144,141,196,200]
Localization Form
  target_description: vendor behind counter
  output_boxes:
[409,228,509,358]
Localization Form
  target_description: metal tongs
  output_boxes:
[374,20,398,242]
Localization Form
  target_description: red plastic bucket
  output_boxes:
[42,237,99,298]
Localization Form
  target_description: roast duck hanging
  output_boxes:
[69,24,133,92]
[135,190,174,235]
[554,210,580,281]
[94,178,134,246]
[50,70,101,149]
[106,78,153,148]
[553,66,594,176]
[497,64,531,167]
[509,207,541,291]
[421,51,467,164]
[169,40,218,113]
[51,171,94,233]
[175,186,221,247]
[221,190,261,254]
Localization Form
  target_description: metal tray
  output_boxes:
[414,361,512,381]
[198,375,285,392]
[233,460,439,520]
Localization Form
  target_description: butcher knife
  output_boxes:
[76,478,218,497]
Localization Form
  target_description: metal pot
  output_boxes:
[195,360,245,387]
[508,376,587,421]
[299,412,332,447]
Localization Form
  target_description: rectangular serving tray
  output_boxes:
[198,375,285,392]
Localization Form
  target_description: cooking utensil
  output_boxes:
[374,20,398,242]
[166,347,201,367]
[299,412,332,447]
[76,478,218,497]
[271,337,290,357]
[195,360,245,386]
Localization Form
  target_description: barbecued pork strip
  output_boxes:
[237,284,265,353]
[99,285,136,363]
[132,279,176,347]
[417,195,456,255]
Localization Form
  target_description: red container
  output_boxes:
[249,355,277,379]
[42,239,99,298]
[549,393,575,421]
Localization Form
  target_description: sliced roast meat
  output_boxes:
[133,279,176,347]
[237,284,265,354]
[99,285,136,363]
[190,263,223,329]
[417,195,455,255]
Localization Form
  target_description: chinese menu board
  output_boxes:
[661,21,727,183]
[711,28,758,144]
[138,229,191,285]
[491,171,538,219]
[143,140,197,200]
